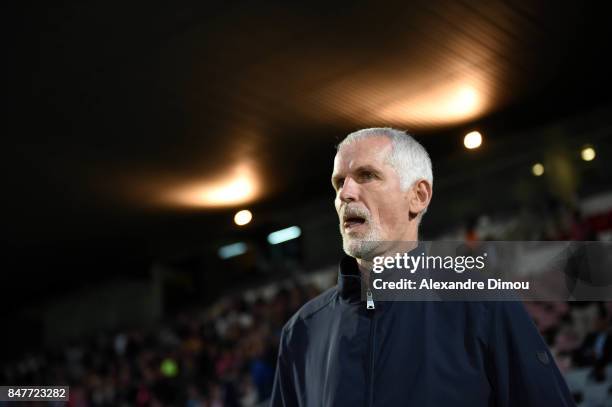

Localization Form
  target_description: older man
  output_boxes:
[270,128,574,406]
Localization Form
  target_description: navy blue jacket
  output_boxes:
[270,256,575,407]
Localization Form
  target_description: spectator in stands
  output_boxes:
[574,306,612,381]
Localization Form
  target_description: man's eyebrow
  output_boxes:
[331,165,381,184]
[354,165,380,174]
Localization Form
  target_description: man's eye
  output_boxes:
[335,178,345,189]
[361,171,374,180]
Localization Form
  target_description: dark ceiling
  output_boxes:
[5,1,612,303]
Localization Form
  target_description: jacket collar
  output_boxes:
[337,255,363,303]
[337,242,428,305]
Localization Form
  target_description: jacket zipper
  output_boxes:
[366,299,377,407]
[366,289,375,309]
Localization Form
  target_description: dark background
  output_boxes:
[4,0,612,360]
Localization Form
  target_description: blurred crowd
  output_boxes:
[2,200,612,407]
[526,301,612,376]
[4,290,611,407]
[1,285,321,407]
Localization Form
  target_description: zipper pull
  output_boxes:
[366,289,375,310]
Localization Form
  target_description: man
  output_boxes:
[270,128,575,406]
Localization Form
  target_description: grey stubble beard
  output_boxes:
[341,223,382,261]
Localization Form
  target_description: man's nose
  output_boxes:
[338,177,359,203]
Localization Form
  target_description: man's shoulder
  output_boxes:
[423,301,532,337]
[463,300,530,324]
[282,286,338,333]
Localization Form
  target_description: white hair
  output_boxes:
[338,127,433,190]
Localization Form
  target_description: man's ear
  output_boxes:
[408,179,432,218]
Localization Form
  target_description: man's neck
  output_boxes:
[355,240,420,284]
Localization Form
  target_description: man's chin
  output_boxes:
[343,239,381,261]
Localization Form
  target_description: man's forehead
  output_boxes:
[333,136,392,171]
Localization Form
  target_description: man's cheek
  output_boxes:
[378,213,400,238]
[334,199,342,215]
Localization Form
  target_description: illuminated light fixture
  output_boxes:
[463,131,482,149]
[581,146,596,161]
[376,84,486,127]
[167,164,259,208]
[234,209,252,226]
[448,87,479,117]
[532,163,544,177]
[267,226,302,245]
[218,242,247,259]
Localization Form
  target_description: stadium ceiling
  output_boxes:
[5,1,612,289]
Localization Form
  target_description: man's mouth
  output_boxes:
[343,216,367,231]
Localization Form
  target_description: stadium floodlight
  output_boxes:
[234,209,253,226]
[581,145,596,161]
[463,131,482,149]
[218,242,247,259]
[532,163,544,176]
[267,226,302,245]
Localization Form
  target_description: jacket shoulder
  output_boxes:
[282,286,337,334]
